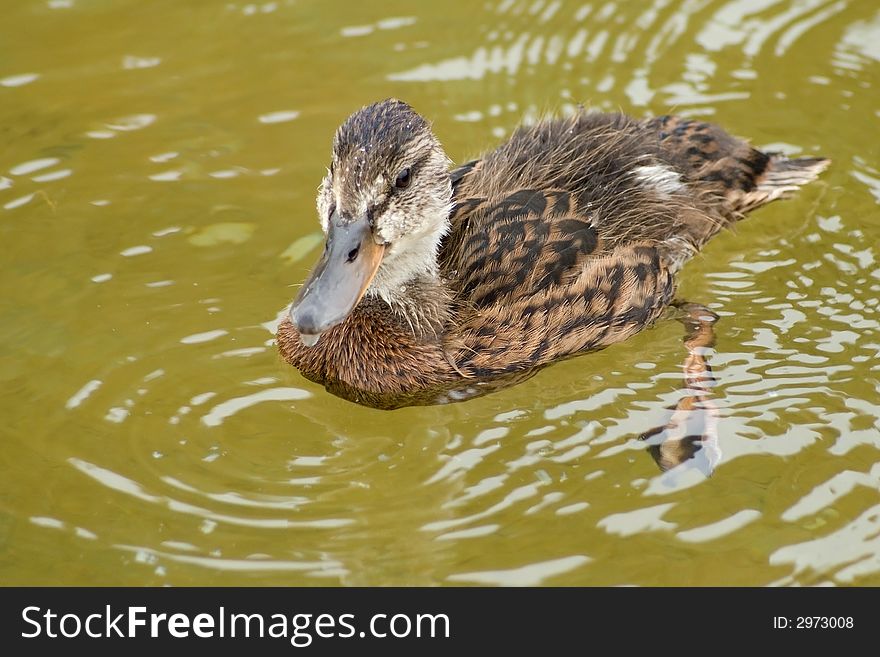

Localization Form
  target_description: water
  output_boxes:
[1,0,878,586]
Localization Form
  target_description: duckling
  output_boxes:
[277,99,828,408]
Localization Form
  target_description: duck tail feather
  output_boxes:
[736,154,831,213]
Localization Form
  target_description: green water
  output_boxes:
[1,0,879,586]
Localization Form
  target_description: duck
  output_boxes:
[276,99,828,409]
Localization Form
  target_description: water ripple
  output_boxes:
[3,0,879,586]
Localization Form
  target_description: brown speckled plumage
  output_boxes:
[277,100,829,409]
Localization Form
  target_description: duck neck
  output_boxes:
[366,212,452,340]
[376,274,453,340]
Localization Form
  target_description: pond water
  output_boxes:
[2,0,879,586]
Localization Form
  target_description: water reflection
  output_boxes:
[640,303,721,476]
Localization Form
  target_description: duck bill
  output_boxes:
[290,212,385,347]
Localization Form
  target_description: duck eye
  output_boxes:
[395,167,412,189]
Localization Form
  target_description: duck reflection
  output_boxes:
[640,302,721,475]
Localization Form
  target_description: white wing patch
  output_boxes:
[633,164,684,195]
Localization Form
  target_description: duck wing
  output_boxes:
[440,186,675,376]
[439,110,827,376]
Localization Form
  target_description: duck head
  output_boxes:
[290,99,453,347]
